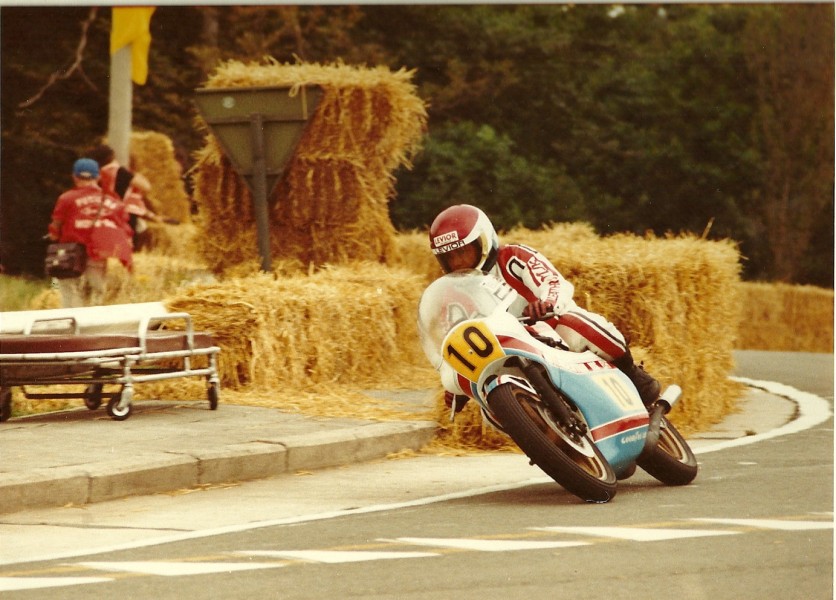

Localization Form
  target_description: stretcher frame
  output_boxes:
[0,313,221,421]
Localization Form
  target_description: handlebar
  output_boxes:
[518,311,556,326]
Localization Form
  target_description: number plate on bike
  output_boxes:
[443,320,505,383]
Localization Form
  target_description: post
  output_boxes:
[108,45,133,164]
[249,113,272,272]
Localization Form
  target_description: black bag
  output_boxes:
[45,242,87,278]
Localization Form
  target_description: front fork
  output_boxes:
[507,357,588,439]
[639,384,682,459]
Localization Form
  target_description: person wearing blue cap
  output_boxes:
[47,158,134,307]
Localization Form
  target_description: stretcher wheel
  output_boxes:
[84,383,104,410]
[0,387,11,422]
[107,387,133,421]
[208,381,220,410]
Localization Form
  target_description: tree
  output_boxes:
[742,4,834,283]
[391,121,584,231]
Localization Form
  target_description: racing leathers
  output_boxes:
[493,243,627,362]
[491,243,661,407]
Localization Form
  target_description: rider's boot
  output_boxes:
[614,349,661,408]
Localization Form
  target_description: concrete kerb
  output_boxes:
[0,419,438,515]
[279,421,437,472]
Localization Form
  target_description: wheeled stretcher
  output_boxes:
[0,311,221,422]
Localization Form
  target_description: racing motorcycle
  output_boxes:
[417,269,698,503]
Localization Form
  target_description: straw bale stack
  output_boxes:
[129,131,191,224]
[123,131,193,255]
[164,263,429,392]
[737,282,834,352]
[193,60,427,274]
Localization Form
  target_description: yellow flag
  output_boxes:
[110,7,156,85]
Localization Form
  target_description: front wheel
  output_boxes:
[488,382,617,503]
[637,416,698,485]
[107,387,133,421]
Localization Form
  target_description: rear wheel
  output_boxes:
[637,416,698,485]
[488,382,617,503]
[84,383,103,410]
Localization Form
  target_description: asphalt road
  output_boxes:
[0,350,832,599]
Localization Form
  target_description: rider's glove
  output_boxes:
[523,300,554,321]
[444,391,470,413]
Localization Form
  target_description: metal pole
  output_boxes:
[108,45,132,164]
[249,113,272,272]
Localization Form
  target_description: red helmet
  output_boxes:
[429,205,500,273]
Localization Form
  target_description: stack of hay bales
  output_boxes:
[164,263,430,391]
[737,282,834,352]
[128,131,194,255]
[193,60,428,274]
[130,131,192,224]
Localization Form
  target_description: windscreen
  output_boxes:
[416,270,518,369]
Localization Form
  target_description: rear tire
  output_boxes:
[84,383,103,410]
[488,382,617,503]
[637,416,698,485]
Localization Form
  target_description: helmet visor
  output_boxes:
[437,241,481,273]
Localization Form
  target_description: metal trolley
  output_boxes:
[0,313,221,421]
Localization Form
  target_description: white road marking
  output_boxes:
[691,518,834,531]
[696,377,833,454]
[531,526,738,541]
[238,550,438,563]
[75,561,283,576]
[0,577,112,592]
[4,516,828,590]
[384,537,590,551]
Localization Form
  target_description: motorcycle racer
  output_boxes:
[429,204,662,412]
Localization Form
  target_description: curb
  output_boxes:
[0,421,437,515]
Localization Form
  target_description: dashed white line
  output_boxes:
[75,561,283,576]
[381,537,590,551]
[238,550,438,563]
[0,576,112,592]
[690,518,834,531]
[530,526,738,541]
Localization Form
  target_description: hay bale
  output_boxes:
[737,282,834,352]
[193,60,427,274]
[124,131,194,255]
[130,131,192,223]
[164,263,430,392]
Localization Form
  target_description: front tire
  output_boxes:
[637,416,698,485]
[488,382,617,503]
[107,387,133,421]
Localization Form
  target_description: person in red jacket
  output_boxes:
[88,144,167,248]
[428,203,662,411]
[47,158,133,307]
